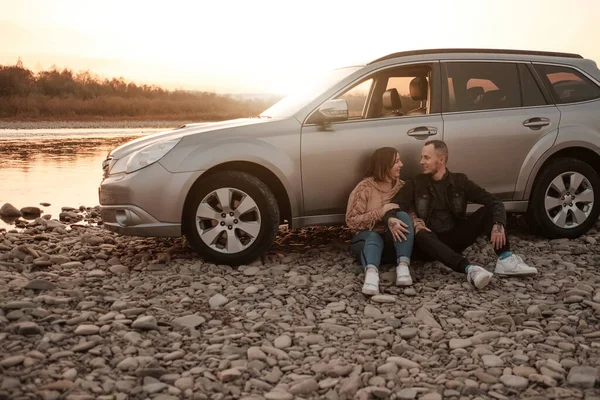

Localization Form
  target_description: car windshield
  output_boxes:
[259,66,362,118]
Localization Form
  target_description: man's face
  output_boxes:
[420,144,445,175]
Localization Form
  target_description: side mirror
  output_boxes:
[317,99,349,123]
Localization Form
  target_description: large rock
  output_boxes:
[20,206,41,217]
[567,366,597,388]
[0,203,21,217]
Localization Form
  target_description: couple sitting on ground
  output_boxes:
[346,140,538,296]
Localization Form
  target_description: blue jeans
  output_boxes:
[349,211,414,271]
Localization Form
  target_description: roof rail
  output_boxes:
[369,48,583,64]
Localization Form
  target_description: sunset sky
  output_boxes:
[1,0,599,95]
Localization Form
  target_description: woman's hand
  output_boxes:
[387,217,409,242]
[380,203,400,214]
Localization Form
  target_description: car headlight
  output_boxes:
[110,138,181,174]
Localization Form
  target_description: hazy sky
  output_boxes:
[1,0,599,94]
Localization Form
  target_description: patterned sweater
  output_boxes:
[346,177,424,233]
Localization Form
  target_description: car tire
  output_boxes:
[528,157,599,239]
[183,171,280,265]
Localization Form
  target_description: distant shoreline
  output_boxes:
[0,118,215,130]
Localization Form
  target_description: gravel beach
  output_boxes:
[1,206,600,400]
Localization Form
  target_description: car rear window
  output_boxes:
[534,64,600,104]
[444,62,521,112]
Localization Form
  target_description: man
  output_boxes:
[384,140,537,289]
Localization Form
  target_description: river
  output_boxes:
[0,128,165,231]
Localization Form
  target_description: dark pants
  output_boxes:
[414,204,510,273]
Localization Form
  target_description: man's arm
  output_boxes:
[463,176,507,226]
[383,179,415,226]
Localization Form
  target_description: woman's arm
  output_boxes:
[345,182,383,231]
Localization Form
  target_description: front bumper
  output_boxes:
[100,205,181,236]
[99,161,202,237]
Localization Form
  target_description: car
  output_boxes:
[99,48,600,265]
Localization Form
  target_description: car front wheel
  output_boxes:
[528,157,599,238]
[183,171,280,265]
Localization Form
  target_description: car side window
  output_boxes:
[534,64,600,104]
[519,64,547,107]
[443,62,521,112]
[336,79,373,119]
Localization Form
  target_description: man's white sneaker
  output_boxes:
[362,270,380,295]
[495,254,538,276]
[396,264,413,286]
[467,265,493,289]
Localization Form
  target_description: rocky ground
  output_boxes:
[1,207,600,400]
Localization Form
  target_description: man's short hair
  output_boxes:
[425,140,449,163]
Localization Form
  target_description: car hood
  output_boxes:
[109,118,271,159]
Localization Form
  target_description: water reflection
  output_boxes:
[0,128,162,231]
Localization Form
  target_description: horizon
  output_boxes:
[1,0,599,95]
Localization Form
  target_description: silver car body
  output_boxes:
[99,49,600,237]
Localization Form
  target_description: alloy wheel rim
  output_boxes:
[196,187,261,254]
[544,171,594,229]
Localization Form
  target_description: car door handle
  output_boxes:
[523,117,550,129]
[407,126,437,137]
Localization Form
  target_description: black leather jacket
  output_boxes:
[384,170,506,231]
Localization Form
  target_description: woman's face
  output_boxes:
[388,152,403,180]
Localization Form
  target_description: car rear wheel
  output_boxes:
[183,171,279,265]
[528,157,599,238]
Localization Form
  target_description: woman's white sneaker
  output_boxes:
[467,265,493,289]
[362,269,380,295]
[495,254,538,276]
[396,264,413,286]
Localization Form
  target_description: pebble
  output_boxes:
[500,375,529,389]
[209,293,229,308]
[132,315,159,330]
[274,335,292,349]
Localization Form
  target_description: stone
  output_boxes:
[0,203,22,217]
[372,295,395,303]
[274,335,292,349]
[174,377,194,391]
[74,324,100,335]
[132,315,159,330]
[567,366,597,388]
[172,315,205,329]
[21,206,41,216]
[399,328,418,339]
[209,293,229,308]
[416,307,441,329]
[0,355,25,367]
[482,355,504,368]
[449,338,472,349]
[25,279,57,290]
[289,379,318,395]
[530,373,557,387]
[339,375,362,399]
[218,368,242,382]
[500,375,529,389]
[18,321,42,336]
[288,275,310,287]
[243,266,261,276]
[109,264,129,274]
[397,388,418,400]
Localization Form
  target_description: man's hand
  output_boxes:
[380,203,400,214]
[414,220,431,234]
[388,217,409,242]
[490,223,506,250]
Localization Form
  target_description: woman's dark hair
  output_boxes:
[365,147,399,182]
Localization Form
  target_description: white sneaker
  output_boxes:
[362,270,379,296]
[467,265,493,289]
[396,264,413,286]
[495,254,538,276]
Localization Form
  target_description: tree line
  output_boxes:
[0,59,278,120]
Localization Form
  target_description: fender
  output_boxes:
[160,135,301,221]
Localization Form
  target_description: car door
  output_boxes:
[299,62,443,224]
[441,61,561,200]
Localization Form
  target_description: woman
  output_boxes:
[346,147,419,295]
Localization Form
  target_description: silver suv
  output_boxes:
[99,48,600,265]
